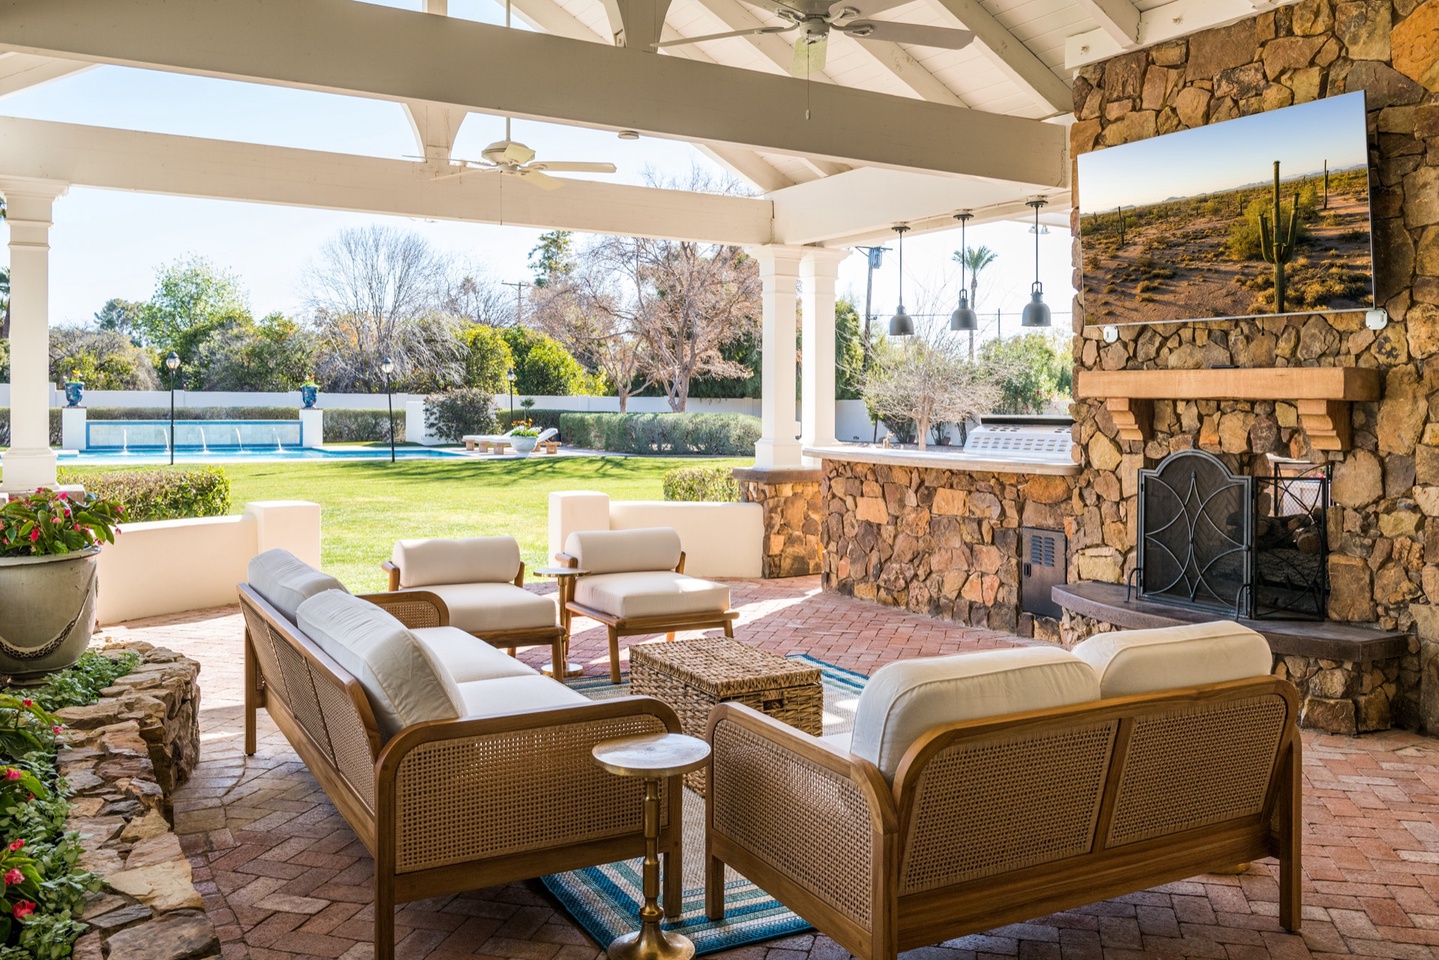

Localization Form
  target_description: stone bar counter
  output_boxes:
[805,444,1080,639]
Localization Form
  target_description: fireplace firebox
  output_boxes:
[1132,450,1329,619]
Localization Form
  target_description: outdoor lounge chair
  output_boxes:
[382,535,566,672]
[462,426,518,451]
[557,527,737,683]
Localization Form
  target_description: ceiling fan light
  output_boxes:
[1021,282,1051,328]
[950,291,977,331]
[890,303,914,336]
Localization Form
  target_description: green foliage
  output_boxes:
[56,467,231,523]
[662,466,741,502]
[424,389,496,443]
[196,311,316,391]
[835,298,867,401]
[0,490,119,559]
[83,406,296,422]
[1227,191,1315,262]
[0,340,8,384]
[11,651,141,714]
[979,334,1072,415]
[0,412,62,448]
[559,413,759,455]
[502,328,589,396]
[93,298,145,344]
[528,231,574,288]
[48,327,157,391]
[686,329,762,400]
[134,255,251,371]
[322,409,405,444]
[460,324,513,393]
[497,408,565,436]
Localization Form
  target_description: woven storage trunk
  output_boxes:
[630,638,823,796]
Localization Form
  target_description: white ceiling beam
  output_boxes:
[403,101,470,166]
[505,0,610,42]
[600,0,674,48]
[0,52,92,98]
[1071,0,1140,48]
[924,0,1071,114]
[697,143,796,191]
[0,0,1066,184]
[0,116,775,245]
[768,167,1067,246]
[1066,0,1303,69]
[684,0,839,82]
[838,34,970,107]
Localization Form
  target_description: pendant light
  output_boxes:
[889,224,913,336]
[1021,198,1051,328]
[949,211,977,332]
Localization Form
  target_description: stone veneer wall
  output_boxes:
[821,459,1073,637]
[1067,0,1439,730]
[735,468,825,578]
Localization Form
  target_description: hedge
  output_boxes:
[323,409,405,443]
[426,390,496,443]
[497,408,566,436]
[56,466,232,522]
[83,406,298,421]
[663,466,741,502]
[558,412,760,455]
[0,409,62,446]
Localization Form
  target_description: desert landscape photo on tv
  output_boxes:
[1078,91,1373,325]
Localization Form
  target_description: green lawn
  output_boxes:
[66,456,751,592]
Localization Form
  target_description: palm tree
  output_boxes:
[952,245,997,358]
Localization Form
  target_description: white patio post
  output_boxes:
[800,247,848,457]
[0,181,68,493]
[750,245,804,468]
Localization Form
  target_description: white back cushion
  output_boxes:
[247,548,349,622]
[564,528,683,575]
[393,536,521,588]
[1071,621,1273,698]
[851,646,1100,782]
[296,591,464,741]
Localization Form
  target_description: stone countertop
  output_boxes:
[804,444,1081,476]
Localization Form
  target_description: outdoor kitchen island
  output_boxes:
[805,419,1081,640]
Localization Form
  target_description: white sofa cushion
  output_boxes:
[1071,621,1273,698]
[247,548,349,622]
[393,536,521,588]
[575,571,730,619]
[423,583,559,633]
[565,528,682,575]
[296,591,464,740]
[850,647,1100,782]
[457,675,589,717]
[412,626,540,683]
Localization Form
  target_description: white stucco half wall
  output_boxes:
[549,491,762,579]
[96,500,321,624]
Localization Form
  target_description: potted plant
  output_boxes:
[300,378,320,410]
[510,420,541,455]
[0,489,121,681]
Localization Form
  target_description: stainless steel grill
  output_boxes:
[963,421,1074,462]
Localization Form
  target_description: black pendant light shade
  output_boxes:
[950,211,977,331]
[1021,198,1051,328]
[889,224,913,336]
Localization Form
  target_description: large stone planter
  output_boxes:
[0,547,98,680]
[512,435,539,455]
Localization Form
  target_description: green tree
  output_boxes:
[460,324,514,392]
[502,326,588,396]
[94,298,146,345]
[835,297,867,400]
[528,230,574,288]
[978,333,1072,414]
[0,336,9,382]
[135,255,250,373]
[196,312,317,391]
[48,325,159,389]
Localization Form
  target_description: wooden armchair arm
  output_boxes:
[554,552,579,569]
[380,560,401,592]
[359,590,450,629]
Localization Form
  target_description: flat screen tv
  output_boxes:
[1077,91,1373,326]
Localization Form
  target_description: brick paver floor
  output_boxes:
[105,577,1439,960]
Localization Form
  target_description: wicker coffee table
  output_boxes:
[630,638,822,796]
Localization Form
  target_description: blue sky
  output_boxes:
[0,0,1075,342]
[1078,91,1369,214]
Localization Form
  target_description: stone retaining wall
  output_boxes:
[56,641,216,960]
[820,458,1073,638]
[735,467,825,578]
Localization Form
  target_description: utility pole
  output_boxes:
[504,281,527,326]
[854,246,889,371]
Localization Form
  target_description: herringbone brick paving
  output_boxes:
[105,577,1439,960]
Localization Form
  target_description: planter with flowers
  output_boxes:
[0,491,121,682]
[510,420,541,455]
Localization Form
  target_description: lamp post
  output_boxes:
[507,369,517,424]
[380,356,395,463]
[165,351,180,465]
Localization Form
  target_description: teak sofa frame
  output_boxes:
[706,676,1301,960]
[239,584,683,960]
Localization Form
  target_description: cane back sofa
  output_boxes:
[238,549,684,960]
[705,624,1301,960]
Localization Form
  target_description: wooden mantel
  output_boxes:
[1074,367,1382,450]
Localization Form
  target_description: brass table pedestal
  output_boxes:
[592,732,711,960]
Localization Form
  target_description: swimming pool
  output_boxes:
[59,446,468,465]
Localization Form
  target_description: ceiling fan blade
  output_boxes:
[655,25,793,48]
[503,141,536,165]
[829,0,909,20]
[841,20,974,49]
[738,0,831,17]
[530,161,618,174]
[790,35,827,77]
[519,170,565,190]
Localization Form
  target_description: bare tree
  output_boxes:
[863,330,1002,451]
[444,269,512,327]
[303,226,459,390]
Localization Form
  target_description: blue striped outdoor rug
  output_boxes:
[545,655,867,955]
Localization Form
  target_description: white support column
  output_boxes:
[750,245,805,469]
[0,180,67,493]
[800,247,850,457]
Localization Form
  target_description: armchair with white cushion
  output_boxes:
[557,527,738,683]
[382,535,566,674]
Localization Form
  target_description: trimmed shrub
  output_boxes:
[663,466,741,502]
[426,389,497,443]
[497,408,565,436]
[82,406,299,421]
[57,466,231,522]
[558,412,759,455]
[322,409,405,443]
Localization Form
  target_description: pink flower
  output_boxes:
[56,492,66,500]
[27,530,38,543]
[3,869,21,886]
[51,726,63,735]
[20,700,30,708]
[11,901,34,920]
[73,524,81,531]
[116,506,124,515]
[4,770,19,782]
[8,840,23,852]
